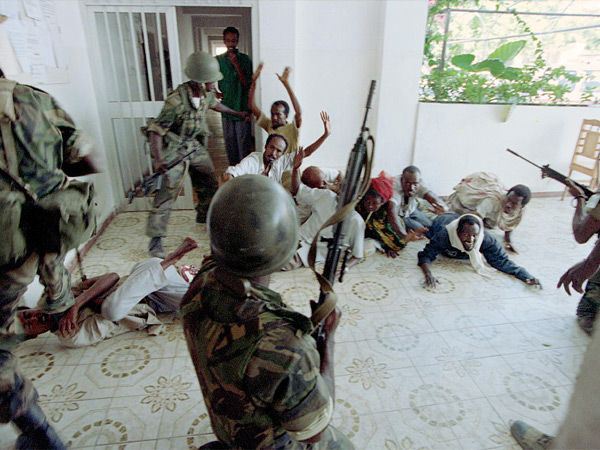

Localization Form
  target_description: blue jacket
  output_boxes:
[417,213,533,281]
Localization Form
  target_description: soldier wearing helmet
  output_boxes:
[145,51,249,257]
[181,175,354,449]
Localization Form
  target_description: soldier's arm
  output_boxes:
[245,326,333,443]
[572,196,600,244]
[211,102,248,120]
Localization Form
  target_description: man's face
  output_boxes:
[458,223,480,251]
[363,192,385,213]
[204,82,216,92]
[270,105,288,129]
[503,192,524,214]
[263,137,287,166]
[223,32,239,51]
[17,310,51,337]
[401,172,420,197]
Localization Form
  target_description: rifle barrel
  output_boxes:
[506,148,543,169]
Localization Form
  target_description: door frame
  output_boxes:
[82,0,259,212]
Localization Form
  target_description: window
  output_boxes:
[420,0,599,105]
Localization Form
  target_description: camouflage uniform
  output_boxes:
[575,200,600,332]
[146,81,218,234]
[1,79,89,448]
[182,268,353,449]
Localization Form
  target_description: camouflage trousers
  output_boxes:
[0,252,72,423]
[199,425,355,450]
[575,271,600,321]
[146,146,217,238]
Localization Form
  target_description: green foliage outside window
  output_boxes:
[420,0,598,105]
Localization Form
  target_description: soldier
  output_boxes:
[181,175,354,449]
[0,68,98,448]
[145,51,249,257]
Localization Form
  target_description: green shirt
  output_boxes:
[216,50,253,121]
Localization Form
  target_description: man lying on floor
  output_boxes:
[417,213,541,289]
[15,238,198,347]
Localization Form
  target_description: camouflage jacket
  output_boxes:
[0,79,87,198]
[146,81,217,159]
[181,269,332,449]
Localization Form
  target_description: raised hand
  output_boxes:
[276,66,291,85]
[320,111,331,137]
[251,63,264,83]
[293,147,305,170]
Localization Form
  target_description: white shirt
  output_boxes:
[225,151,296,183]
[296,184,337,243]
[296,168,341,224]
[391,175,429,217]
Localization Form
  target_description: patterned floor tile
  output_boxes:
[3,198,597,449]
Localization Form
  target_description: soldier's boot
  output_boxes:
[14,403,66,450]
[509,420,553,450]
[576,296,598,336]
[148,237,165,258]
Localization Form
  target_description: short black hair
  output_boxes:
[271,100,290,117]
[0,68,4,78]
[266,133,288,151]
[508,184,531,206]
[402,165,421,176]
[457,215,481,233]
[223,27,239,38]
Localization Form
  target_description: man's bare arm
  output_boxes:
[303,112,330,158]
[248,63,264,119]
[277,67,302,128]
[211,102,248,120]
[59,273,120,336]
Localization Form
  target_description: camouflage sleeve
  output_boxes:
[206,91,218,109]
[13,84,86,165]
[146,90,183,136]
[245,324,332,437]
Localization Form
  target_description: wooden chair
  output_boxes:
[562,119,600,200]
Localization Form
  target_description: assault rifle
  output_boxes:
[506,148,594,199]
[308,80,376,337]
[126,138,200,203]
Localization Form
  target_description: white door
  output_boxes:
[88,5,190,210]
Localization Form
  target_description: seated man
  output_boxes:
[446,172,531,252]
[418,213,540,289]
[390,165,446,234]
[16,238,198,347]
[249,64,302,154]
[223,111,330,186]
[284,165,364,270]
[356,172,422,258]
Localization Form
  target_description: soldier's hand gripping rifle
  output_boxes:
[126,136,200,203]
[307,81,376,340]
[506,148,594,199]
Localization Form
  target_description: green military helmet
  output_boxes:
[184,51,223,83]
[208,175,299,277]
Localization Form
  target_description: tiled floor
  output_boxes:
[1,198,593,449]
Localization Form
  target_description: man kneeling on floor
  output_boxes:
[16,238,198,346]
[418,213,541,289]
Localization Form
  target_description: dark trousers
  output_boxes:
[222,117,252,166]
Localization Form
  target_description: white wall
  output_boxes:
[293,0,385,171]
[413,103,600,195]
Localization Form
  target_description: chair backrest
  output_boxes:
[576,119,600,159]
